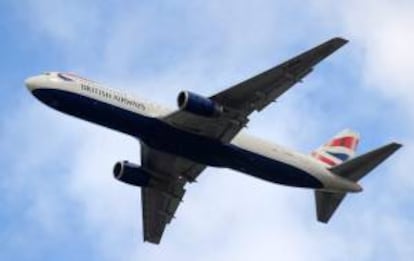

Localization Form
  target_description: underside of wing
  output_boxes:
[140,143,205,244]
[164,37,348,143]
[210,37,348,114]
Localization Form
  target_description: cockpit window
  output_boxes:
[57,72,97,84]
[57,73,74,82]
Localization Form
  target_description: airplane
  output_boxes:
[25,37,402,244]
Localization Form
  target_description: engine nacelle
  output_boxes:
[177,91,222,117]
[113,161,150,187]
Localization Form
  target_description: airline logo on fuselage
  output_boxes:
[56,72,147,112]
[80,83,146,112]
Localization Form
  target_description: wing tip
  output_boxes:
[391,142,403,148]
[389,142,403,152]
[317,217,330,224]
[331,37,349,45]
[144,236,161,245]
[314,37,349,58]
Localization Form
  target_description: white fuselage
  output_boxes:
[25,72,361,193]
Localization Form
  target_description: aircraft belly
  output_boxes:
[221,146,323,188]
[143,132,323,188]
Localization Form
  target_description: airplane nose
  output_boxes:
[25,76,41,91]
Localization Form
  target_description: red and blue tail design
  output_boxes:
[311,129,359,167]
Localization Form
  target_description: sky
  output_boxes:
[0,0,413,260]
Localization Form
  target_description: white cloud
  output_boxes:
[314,0,414,109]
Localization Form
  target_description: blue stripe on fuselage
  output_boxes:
[32,88,323,189]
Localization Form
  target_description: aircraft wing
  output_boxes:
[164,37,348,142]
[140,143,206,244]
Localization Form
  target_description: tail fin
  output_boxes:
[315,142,402,223]
[312,129,359,167]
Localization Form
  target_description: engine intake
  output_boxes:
[113,161,150,187]
[177,91,222,117]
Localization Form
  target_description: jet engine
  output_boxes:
[113,161,150,187]
[177,91,223,117]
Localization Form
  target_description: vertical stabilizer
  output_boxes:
[312,129,359,167]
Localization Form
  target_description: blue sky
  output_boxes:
[1,0,413,260]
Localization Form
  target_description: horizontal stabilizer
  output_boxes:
[315,142,402,223]
[315,191,346,223]
[329,142,402,182]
